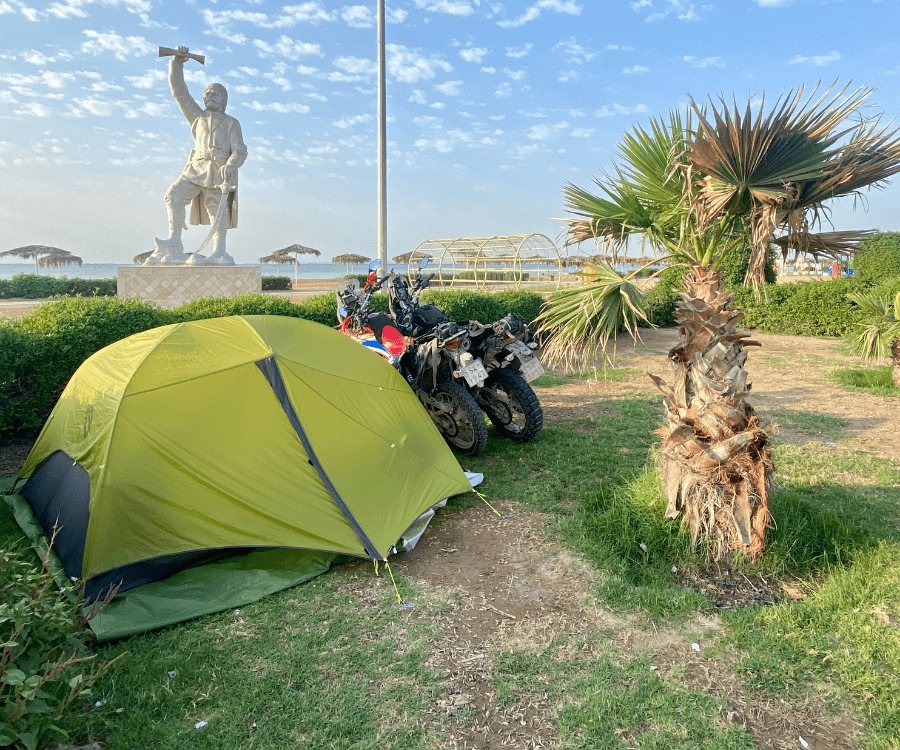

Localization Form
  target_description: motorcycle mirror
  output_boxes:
[369,259,382,272]
[338,305,348,318]
[419,257,430,269]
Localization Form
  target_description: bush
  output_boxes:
[852,232,900,284]
[172,293,305,322]
[0,275,116,300]
[262,276,291,291]
[489,290,545,325]
[733,277,867,336]
[1,544,120,750]
[2,298,169,438]
[420,290,506,323]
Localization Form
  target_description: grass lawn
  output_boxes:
[2,375,899,749]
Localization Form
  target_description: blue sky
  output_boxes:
[1,0,899,265]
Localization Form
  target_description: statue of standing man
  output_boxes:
[146,46,248,266]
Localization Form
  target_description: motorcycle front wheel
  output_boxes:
[429,380,489,457]
[482,367,543,443]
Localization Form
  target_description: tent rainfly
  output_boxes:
[7,315,472,639]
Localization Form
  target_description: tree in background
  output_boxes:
[537,83,900,561]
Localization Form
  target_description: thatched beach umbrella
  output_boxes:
[392,250,432,264]
[38,250,82,278]
[134,251,153,265]
[0,244,68,276]
[333,253,371,274]
[276,244,322,285]
[259,250,292,276]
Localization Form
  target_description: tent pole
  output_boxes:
[376,0,387,270]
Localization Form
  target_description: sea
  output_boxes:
[0,261,373,282]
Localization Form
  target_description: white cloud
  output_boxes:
[413,0,477,16]
[234,84,268,94]
[0,91,18,103]
[140,101,168,116]
[308,143,339,154]
[554,38,598,65]
[481,66,497,74]
[22,50,55,65]
[387,44,452,83]
[682,55,724,69]
[594,103,650,117]
[409,89,427,104]
[459,47,488,64]
[497,0,582,28]
[47,0,152,21]
[15,101,51,116]
[245,100,311,113]
[333,55,375,75]
[86,80,124,92]
[506,44,533,59]
[125,69,165,89]
[415,137,454,152]
[789,51,840,66]
[527,121,569,140]
[341,5,372,27]
[202,3,335,43]
[570,127,593,138]
[0,2,16,14]
[81,30,153,61]
[756,0,793,6]
[75,96,117,116]
[254,35,322,60]
[334,113,373,128]
[639,0,701,22]
[436,80,462,96]
[623,65,649,74]
[504,68,526,81]
[558,71,579,83]
[495,81,512,97]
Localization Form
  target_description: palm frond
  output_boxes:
[534,261,649,370]
[848,290,900,361]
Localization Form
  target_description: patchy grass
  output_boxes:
[831,366,900,397]
[771,409,850,439]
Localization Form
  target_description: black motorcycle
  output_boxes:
[385,259,543,444]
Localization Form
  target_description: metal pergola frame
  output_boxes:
[406,234,570,289]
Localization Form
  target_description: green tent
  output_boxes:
[8,315,471,639]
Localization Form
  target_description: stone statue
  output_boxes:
[146,46,248,266]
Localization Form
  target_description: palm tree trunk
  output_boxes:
[892,337,900,388]
[648,265,773,561]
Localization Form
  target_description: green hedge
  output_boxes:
[853,232,900,284]
[732,277,868,336]
[0,288,545,440]
[0,274,116,299]
[262,276,292,291]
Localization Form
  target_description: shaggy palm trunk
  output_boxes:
[648,265,773,561]
[892,338,900,388]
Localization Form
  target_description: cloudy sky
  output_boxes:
[1,0,899,265]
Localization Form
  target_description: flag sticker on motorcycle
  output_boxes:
[519,358,544,383]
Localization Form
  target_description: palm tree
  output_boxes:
[537,83,900,560]
[848,290,900,387]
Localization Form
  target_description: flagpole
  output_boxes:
[376,0,387,268]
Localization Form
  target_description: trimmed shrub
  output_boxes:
[420,290,505,323]
[3,298,169,437]
[490,290,545,324]
[262,276,291,291]
[733,277,867,336]
[0,275,116,299]
[172,293,305,321]
[852,232,900,284]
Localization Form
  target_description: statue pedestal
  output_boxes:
[118,265,262,309]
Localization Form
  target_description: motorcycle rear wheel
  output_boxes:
[482,367,543,442]
[430,380,488,456]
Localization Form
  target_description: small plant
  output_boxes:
[0,534,121,750]
[848,289,900,387]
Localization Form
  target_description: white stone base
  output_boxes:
[118,265,262,309]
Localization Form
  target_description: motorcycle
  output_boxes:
[385,258,544,444]
[335,261,488,456]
